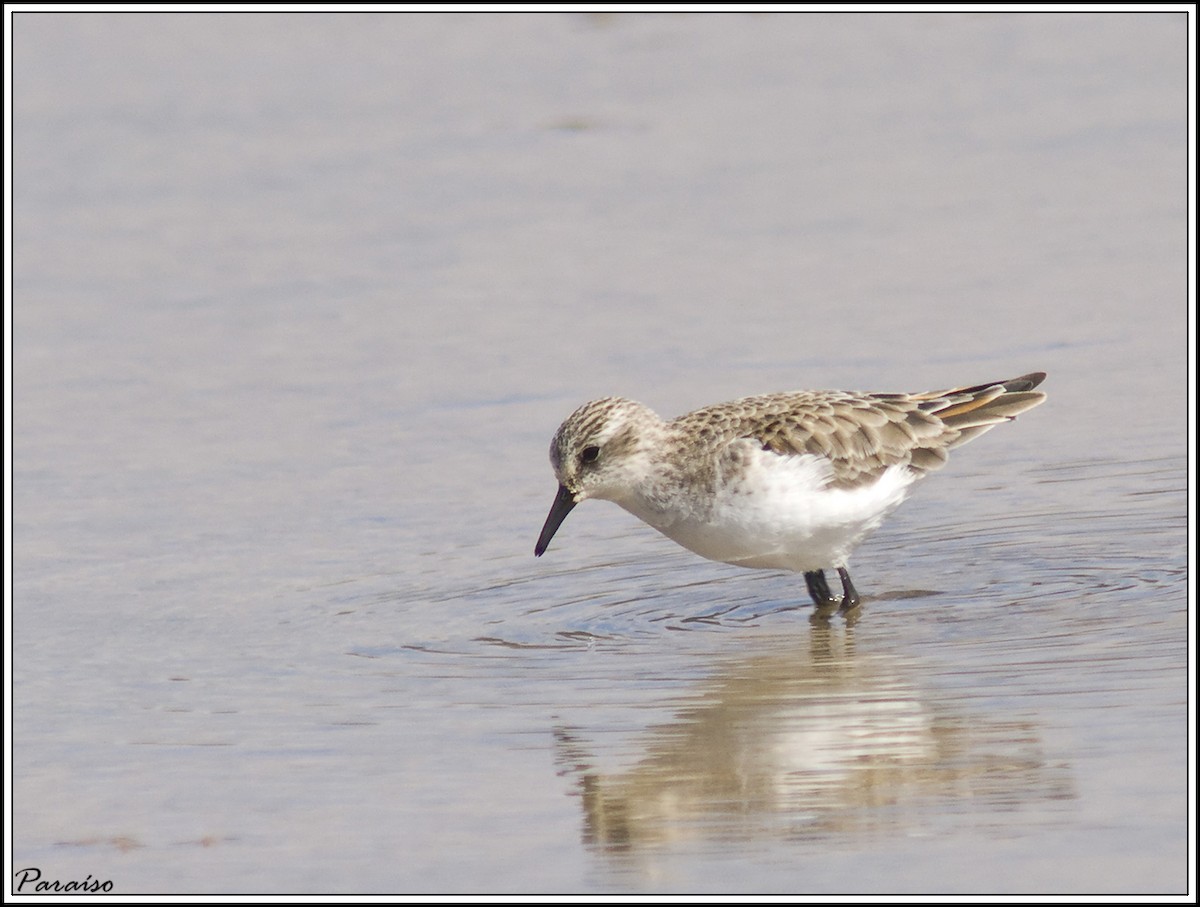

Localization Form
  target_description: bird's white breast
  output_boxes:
[620,444,917,573]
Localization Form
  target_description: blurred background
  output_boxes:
[10,11,1189,895]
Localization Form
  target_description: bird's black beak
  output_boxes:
[535,484,577,556]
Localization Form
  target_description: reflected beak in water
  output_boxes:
[535,484,578,556]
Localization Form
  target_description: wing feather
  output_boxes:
[672,373,1046,490]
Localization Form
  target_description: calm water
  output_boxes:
[11,11,1190,896]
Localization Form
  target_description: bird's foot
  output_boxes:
[805,568,862,618]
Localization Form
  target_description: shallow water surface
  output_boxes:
[11,11,1189,895]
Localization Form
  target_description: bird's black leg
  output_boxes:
[837,567,861,610]
[805,570,837,608]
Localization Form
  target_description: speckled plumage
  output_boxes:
[536,373,1046,613]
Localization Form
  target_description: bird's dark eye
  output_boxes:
[580,445,600,465]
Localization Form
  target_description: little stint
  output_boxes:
[535,372,1046,613]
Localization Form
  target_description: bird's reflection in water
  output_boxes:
[555,627,1073,854]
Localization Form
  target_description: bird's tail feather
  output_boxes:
[917,372,1047,449]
